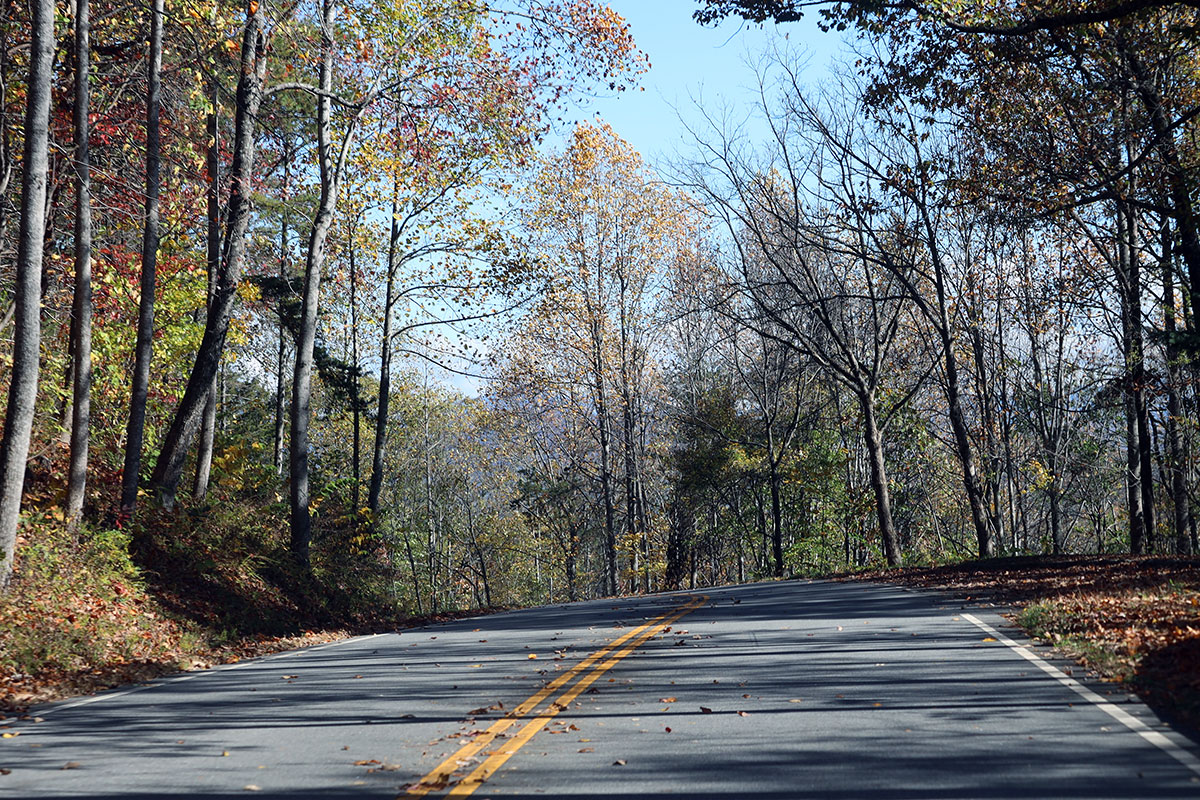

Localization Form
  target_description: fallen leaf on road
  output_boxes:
[664,727,672,733]
[0,768,10,775]
[527,654,538,660]
[281,675,297,680]
[982,637,997,642]
[222,751,230,757]
[353,760,381,766]
[579,747,594,752]
[243,786,261,792]
[659,697,676,703]
[736,711,750,717]
[612,760,626,766]
[1,733,17,739]
[469,664,483,668]
[61,762,81,770]
[699,706,713,714]
[788,699,803,703]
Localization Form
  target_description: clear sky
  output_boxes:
[555,1,848,165]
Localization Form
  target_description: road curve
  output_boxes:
[3,580,1199,798]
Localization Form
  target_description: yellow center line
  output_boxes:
[444,595,708,798]
[401,595,707,798]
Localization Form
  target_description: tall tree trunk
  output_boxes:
[120,0,164,513]
[595,362,618,596]
[150,0,269,506]
[192,87,221,502]
[368,186,400,517]
[1128,205,1156,552]
[273,159,290,476]
[621,387,638,592]
[860,390,900,567]
[0,0,54,587]
[290,0,338,566]
[768,456,784,577]
[350,226,360,522]
[934,281,994,558]
[1162,221,1192,554]
[66,0,92,528]
[1118,196,1148,554]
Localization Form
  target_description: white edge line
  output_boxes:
[32,633,385,718]
[962,612,1200,778]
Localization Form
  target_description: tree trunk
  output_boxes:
[273,159,290,476]
[936,290,994,558]
[1158,221,1192,554]
[0,0,54,587]
[1117,197,1148,554]
[66,0,92,529]
[860,391,900,567]
[1128,206,1156,552]
[597,383,618,595]
[368,187,400,517]
[192,89,221,503]
[120,0,164,513]
[768,445,784,577]
[350,226,361,522]
[150,1,269,506]
[290,0,338,566]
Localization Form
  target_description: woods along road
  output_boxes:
[5,581,1200,798]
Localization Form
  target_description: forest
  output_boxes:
[1,0,1200,689]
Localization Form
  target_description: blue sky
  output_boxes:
[556,2,848,165]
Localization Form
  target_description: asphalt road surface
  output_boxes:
[4,580,1200,798]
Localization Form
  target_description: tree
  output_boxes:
[120,0,164,513]
[66,0,94,528]
[503,122,694,594]
[150,0,270,507]
[0,0,55,587]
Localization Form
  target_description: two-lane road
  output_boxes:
[4,580,1199,798]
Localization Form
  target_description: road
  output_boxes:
[3,580,1199,798]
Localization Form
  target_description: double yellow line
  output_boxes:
[402,594,708,798]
